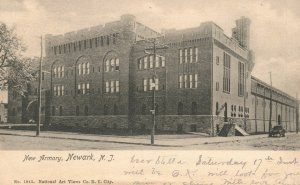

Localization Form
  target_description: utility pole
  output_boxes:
[296,92,299,134]
[268,72,273,137]
[36,36,43,136]
[151,41,156,145]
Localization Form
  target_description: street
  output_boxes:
[0,129,299,150]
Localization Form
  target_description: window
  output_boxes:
[238,62,245,96]
[84,106,88,116]
[57,85,61,96]
[155,78,159,90]
[105,60,109,72]
[52,106,55,116]
[42,72,44,80]
[184,75,188,88]
[113,104,118,115]
[106,35,110,45]
[61,85,64,96]
[155,56,159,67]
[184,49,188,63]
[105,81,109,93]
[86,62,90,74]
[54,86,57,96]
[59,106,63,116]
[189,48,193,63]
[179,49,183,64]
[144,57,148,69]
[194,74,198,88]
[76,106,79,116]
[191,102,197,115]
[79,63,82,74]
[143,79,148,91]
[189,74,193,88]
[110,58,115,71]
[195,48,198,62]
[216,56,220,65]
[116,81,119,92]
[216,82,219,91]
[149,55,154,68]
[138,59,142,70]
[115,58,119,71]
[223,52,231,93]
[141,104,146,115]
[104,105,109,115]
[110,81,115,93]
[161,56,165,67]
[178,102,183,115]
[179,75,183,88]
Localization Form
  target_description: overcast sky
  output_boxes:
[0,0,299,102]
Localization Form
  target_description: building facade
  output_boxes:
[7,15,298,135]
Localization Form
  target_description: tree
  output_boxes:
[0,22,34,95]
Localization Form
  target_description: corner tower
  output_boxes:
[232,16,251,49]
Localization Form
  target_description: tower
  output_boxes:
[232,16,251,49]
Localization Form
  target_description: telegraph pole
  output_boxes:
[296,92,299,134]
[151,41,156,145]
[268,72,273,137]
[36,36,43,136]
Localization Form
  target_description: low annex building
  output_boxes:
[7,15,298,135]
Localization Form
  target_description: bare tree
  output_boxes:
[0,22,34,95]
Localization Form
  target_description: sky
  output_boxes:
[0,0,299,102]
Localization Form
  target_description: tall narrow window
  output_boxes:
[143,79,147,91]
[105,81,109,93]
[161,56,165,67]
[61,85,64,96]
[86,83,89,94]
[194,74,198,88]
[59,106,63,116]
[116,81,119,92]
[184,49,188,63]
[57,66,61,78]
[77,84,81,94]
[110,81,115,93]
[82,83,86,95]
[179,49,183,64]
[184,75,188,88]
[57,85,61,96]
[189,74,193,88]
[110,58,115,71]
[54,86,57,96]
[149,55,154,69]
[238,62,245,96]
[61,66,64,77]
[223,52,231,93]
[115,58,119,71]
[179,75,183,88]
[195,48,198,62]
[138,59,142,70]
[78,63,82,75]
[105,60,109,72]
[144,57,148,69]
[155,56,159,67]
[189,48,193,63]
[155,78,159,90]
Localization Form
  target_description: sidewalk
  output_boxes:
[0,129,272,147]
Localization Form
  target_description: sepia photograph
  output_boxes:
[1,1,300,185]
[0,0,299,151]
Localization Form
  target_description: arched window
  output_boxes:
[191,102,197,115]
[59,106,63,116]
[178,102,183,115]
[113,104,118,115]
[84,106,88,116]
[52,106,55,116]
[141,104,146,115]
[104,105,109,115]
[76,106,79,116]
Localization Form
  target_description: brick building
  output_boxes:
[7,15,298,135]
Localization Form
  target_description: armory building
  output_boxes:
[7,15,298,135]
